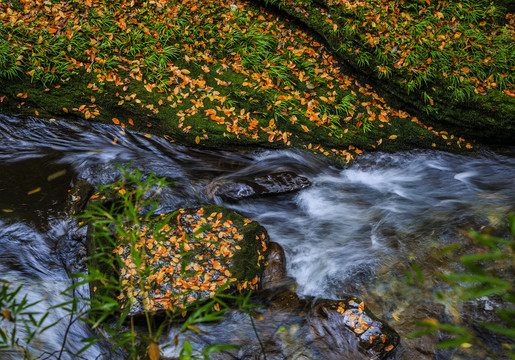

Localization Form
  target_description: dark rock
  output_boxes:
[261,241,289,290]
[65,179,94,216]
[463,295,515,354]
[210,171,311,200]
[307,299,399,359]
[199,292,399,360]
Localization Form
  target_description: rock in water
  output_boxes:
[88,205,272,315]
[210,171,311,200]
[307,299,399,359]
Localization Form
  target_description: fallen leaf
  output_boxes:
[27,187,41,195]
[148,342,160,360]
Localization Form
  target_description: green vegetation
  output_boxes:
[259,0,515,144]
[410,213,515,358]
[1,165,261,359]
[0,0,476,165]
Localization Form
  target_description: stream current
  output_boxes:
[1,114,515,359]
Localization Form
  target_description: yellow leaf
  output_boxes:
[47,170,66,181]
[1,309,13,322]
[195,136,200,144]
[301,124,309,132]
[148,342,160,360]
[27,187,41,195]
[388,135,398,140]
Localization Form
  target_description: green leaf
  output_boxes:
[183,340,193,355]
[436,336,473,349]
[460,252,505,263]
[202,343,239,354]
[479,322,515,339]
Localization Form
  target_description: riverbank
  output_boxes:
[1,0,500,164]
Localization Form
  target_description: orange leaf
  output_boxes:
[112,118,120,125]
[27,187,41,195]
[1,309,13,321]
[301,124,309,132]
[144,83,155,92]
[148,342,160,360]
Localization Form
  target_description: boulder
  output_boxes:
[88,205,272,315]
[209,171,311,201]
[201,287,400,360]
[307,299,399,359]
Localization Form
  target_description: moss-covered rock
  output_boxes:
[88,205,270,315]
[0,0,478,164]
[254,0,515,147]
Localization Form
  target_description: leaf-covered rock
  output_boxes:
[89,205,270,314]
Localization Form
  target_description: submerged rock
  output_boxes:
[209,171,311,201]
[201,286,400,360]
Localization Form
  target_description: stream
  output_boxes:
[1,113,515,359]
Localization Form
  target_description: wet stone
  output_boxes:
[211,171,311,200]
[307,299,399,359]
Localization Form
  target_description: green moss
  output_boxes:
[0,0,483,162]
[255,0,515,147]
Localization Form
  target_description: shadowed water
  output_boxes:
[1,114,514,359]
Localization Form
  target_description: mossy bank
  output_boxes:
[0,0,486,165]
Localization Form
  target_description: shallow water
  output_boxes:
[1,114,514,359]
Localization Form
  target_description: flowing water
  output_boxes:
[1,113,515,359]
